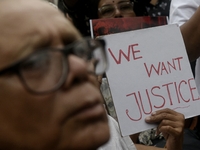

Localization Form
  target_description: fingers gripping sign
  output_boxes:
[145,108,185,150]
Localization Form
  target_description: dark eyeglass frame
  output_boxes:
[98,1,134,18]
[0,38,107,94]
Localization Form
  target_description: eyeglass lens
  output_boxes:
[72,39,107,75]
[17,39,107,94]
[20,50,67,93]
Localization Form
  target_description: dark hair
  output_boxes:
[58,0,148,17]
[58,0,100,19]
[133,0,148,16]
[88,0,148,17]
[87,0,100,18]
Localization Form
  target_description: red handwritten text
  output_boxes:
[108,43,142,64]
[144,57,183,77]
[125,78,200,121]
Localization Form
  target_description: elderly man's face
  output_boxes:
[0,0,109,149]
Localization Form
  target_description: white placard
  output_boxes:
[103,24,200,136]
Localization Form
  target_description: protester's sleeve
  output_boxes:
[169,0,199,25]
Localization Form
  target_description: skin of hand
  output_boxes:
[150,0,158,6]
[144,108,185,150]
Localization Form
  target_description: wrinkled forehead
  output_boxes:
[0,0,81,69]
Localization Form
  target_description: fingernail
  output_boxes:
[145,116,151,121]
[152,111,156,115]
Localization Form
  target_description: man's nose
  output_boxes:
[62,55,89,89]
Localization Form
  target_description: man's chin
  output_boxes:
[57,116,110,150]
[78,122,110,150]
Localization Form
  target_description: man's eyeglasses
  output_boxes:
[0,38,108,94]
[98,1,134,18]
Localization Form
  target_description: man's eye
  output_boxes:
[21,53,49,72]
[19,53,51,80]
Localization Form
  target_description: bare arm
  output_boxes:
[180,6,200,62]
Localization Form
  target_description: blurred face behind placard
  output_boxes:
[98,0,136,18]
[0,0,109,149]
